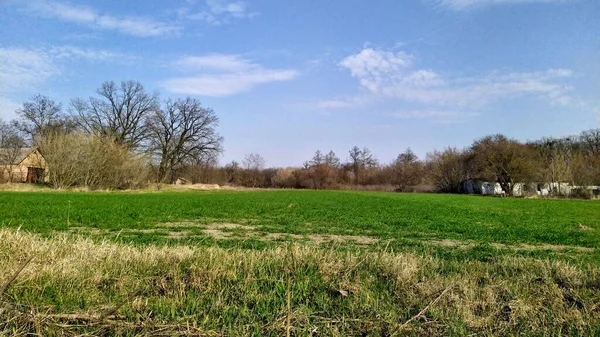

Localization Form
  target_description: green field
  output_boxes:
[1,190,599,335]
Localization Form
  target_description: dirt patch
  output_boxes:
[428,239,476,249]
[492,242,594,253]
[156,221,202,228]
[201,229,233,240]
[167,231,192,239]
[262,233,304,241]
[124,229,160,234]
[308,234,379,245]
[67,227,108,235]
[426,238,592,252]
[195,227,379,245]
[575,224,594,231]
[205,223,254,231]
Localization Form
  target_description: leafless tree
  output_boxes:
[324,150,340,168]
[0,121,26,182]
[305,150,340,189]
[309,150,324,166]
[348,146,378,184]
[392,148,423,191]
[243,153,266,171]
[243,153,266,187]
[13,94,72,143]
[224,160,240,184]
[470,134,539,195]
[426,147,469,193]
[579,129,600,156]
[148,97,223,183]
[71,80,160,149]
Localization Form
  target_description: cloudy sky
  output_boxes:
[1,0,598,166]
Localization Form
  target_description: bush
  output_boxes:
[40,132,149,190]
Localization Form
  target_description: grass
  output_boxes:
[1,189,599,335]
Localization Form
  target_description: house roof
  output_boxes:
[0,148,36,165]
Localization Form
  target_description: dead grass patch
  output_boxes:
[426,238,593,252]
[1,229,598,336]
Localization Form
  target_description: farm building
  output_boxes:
[0,148,47,183]
[460,179,505,196]
[461,179,600,197]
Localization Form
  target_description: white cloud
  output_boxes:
[0,46,130,118]
[27,1,180,37]
[436,0,569,10]
[388,109,480,124]
[0,48,59,93]
[162,54,298,96]
[49,46,127,61]
[0,47,59,118]
[335,48,574,110]
[181,0,258,25]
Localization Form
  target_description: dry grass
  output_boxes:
[1,229,599,336]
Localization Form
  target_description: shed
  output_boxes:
[0,148,47,183]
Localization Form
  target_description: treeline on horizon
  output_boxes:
[0,80,599,197]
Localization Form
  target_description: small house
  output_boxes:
[0,148,47,183]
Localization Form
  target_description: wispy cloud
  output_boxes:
[162,54,298,96]
[388,109,480,124]
[48,46,130,61]
[179,0,259,25]
[27,1,180,37]
[0,48,59,93]
[0,47,59,118]
[0,46,131,117]
[435,0,570,10]
[329,48,574,114]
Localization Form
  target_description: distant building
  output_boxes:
[461,179,599,198]
[0,148,47,183]
[460,179,505,196]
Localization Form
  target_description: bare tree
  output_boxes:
[148,97,223,183]
[426,147,468,193]
[306,150,340,189]
[470,134,539,195]
[0,121,26,182]
[309,150,325,166]
[243,153,266,187]
[348,146,378,184]
[579,129,600,156]
[324,150,340,168]
[13,94,72,143]
[71,80,160,149]
[224,160,240,184]
[392,148,423,192]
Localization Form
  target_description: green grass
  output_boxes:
[1,190,599,335]
[0,190,598,251]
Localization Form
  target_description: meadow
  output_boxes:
[1,190,599,335]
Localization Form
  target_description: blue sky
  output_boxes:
[1,0,598,166]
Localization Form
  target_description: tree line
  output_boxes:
[0,80,223,188]
[1,80,599,196]
[167,133,600,198]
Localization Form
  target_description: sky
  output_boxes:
[0,0,598,167]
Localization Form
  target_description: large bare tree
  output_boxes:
[148,97,223,183]
[470,134,539,195]
[13,94,72,143]
[71,80,160,149]
[426,147,469,193]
